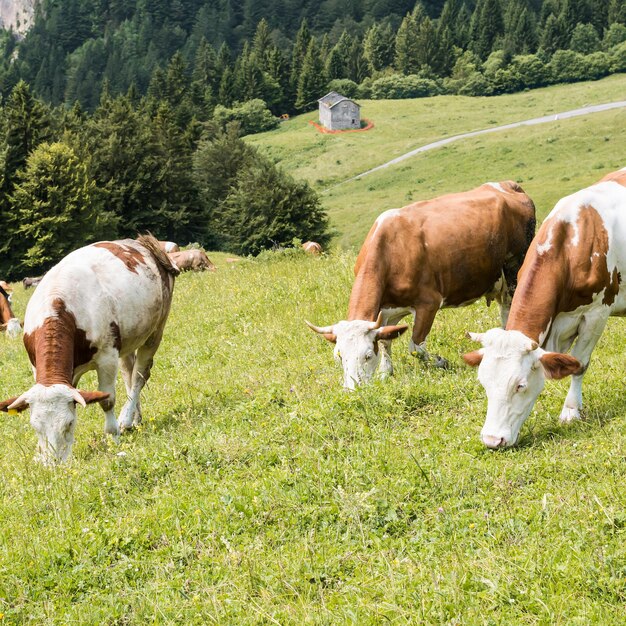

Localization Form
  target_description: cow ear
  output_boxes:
[462,350,484,367]
[0,395,29,413]
[321,333,337,343]
[539,352,583,380]
[76,390,110,406]
[376,324,409,341]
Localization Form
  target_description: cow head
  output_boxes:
[0,384,109,463]
[463,328,583,448]
[306,312,408,390]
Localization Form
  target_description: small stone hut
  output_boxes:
[318,91,361,131]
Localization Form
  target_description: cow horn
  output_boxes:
[367,311,384,330]
[466,332,485,344]
[305,320,335,334]
[8,393,30,411]
[71,389,87,408]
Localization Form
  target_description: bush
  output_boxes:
[549,50,588,83]
[604,23,626,49]
[569,23,601,54]
[213,99,279,136]
[609,41,626,72]
[327,79,359,98]
[370,74,440,99]
[583,51,611,79]
[457,71,493,96]
[509,54,549,89]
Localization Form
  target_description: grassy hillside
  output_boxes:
[2,249,626,622]
[248,74,626,248]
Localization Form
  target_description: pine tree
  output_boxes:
[295,38,327,111]
[12,141,114,275]
[289,19,312,102]
[540,13,567,54]
[609,0,626,25]
[395,13,421,74]
[363,23,395,73]
[470,0,504,60]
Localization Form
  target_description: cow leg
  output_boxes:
[409,304,447,367]
[378,308,411,378]
[92,351,120,439]
[118,337,161,431]
[119,353,141,427]
[559,313,609,423]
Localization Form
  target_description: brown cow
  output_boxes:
[168,249,216,272]
[307,181,536,389]
[0,283,20,338]
[158,241,180,253]
[302,241,322,255]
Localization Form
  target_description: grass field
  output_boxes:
[1,78,626,623]
[2,247,626,623]
[248,74,626,248]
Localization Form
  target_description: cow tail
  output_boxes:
[137,233,180,277]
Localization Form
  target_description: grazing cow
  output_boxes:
[158,240,180,253]
[307,181,536,390]
[168,249,215,272]
[22,276,43,289]
[0,235,179,463]
[302,241,323,255]
[464,168,626,448]
[0,284,21,338]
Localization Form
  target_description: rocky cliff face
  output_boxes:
[0,0,37,35]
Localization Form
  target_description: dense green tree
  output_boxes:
[570,22,601,54]
[289,20,312,103]
[395,13,421,73]
[363,23,395,73]
[470,0,505,60]
[11,141,113,275]
[295,38,327,110]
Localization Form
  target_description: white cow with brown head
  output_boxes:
[307,181,536,390]
[0,282,21,338]
[465,168,626,448]
[0,235,179,463]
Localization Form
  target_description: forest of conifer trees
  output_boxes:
[0,0,623,277]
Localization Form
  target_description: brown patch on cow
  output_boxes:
[79,390,111,405]
[110,322,122,352]
[599,169,626,187]
[0,285,15,325]
[539,352,584,379]
[507,204,618,341]
[94,241,146,274]
[25,298,97,386]
[302,241,322,255]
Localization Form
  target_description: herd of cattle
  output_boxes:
[0,168,624,462]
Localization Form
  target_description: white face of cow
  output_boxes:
[464,328,582,448]
[8,384,86,463]
[306,316,408,390]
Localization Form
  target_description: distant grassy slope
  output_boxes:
[3,251,626,622]
[247,74,626,248]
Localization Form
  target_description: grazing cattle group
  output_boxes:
[1,167,625,462]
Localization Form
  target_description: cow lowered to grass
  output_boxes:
[464,168,626,449]
[168,249,215,272]
[307,181,536,390]
[0,282,21,338]
[0,235,179,463]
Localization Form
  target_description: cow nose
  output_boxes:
[483,435,507,449]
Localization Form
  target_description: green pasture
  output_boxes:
[248,74,626,248]
[2,249,626,623]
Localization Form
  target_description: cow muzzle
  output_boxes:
[482,434,508,449]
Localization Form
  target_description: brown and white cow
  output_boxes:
[465,168,626,448]
[0,282,21,338]
[307,181,536,389]
[302,241,323,255]
[0,235,179,463]
[158,240,180,253]
[168,249,215,272]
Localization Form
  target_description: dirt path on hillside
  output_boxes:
[329,99,626,189]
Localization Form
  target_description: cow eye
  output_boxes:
[516,382,527,392]
[365,350,374,361]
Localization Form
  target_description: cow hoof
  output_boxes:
[559,407,581,423]
[433,356,449,369]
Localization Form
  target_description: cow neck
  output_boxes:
[347,265,384,321]
[505,253,563,344]
[31,300,78,387]
[0,292,14,324]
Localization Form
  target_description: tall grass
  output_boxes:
[1,247,626,623]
